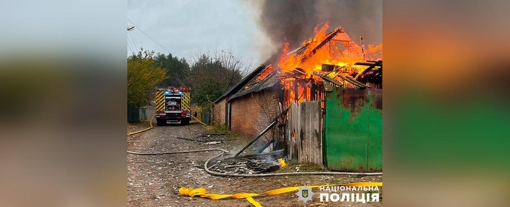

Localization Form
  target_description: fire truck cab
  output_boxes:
[155,87,191,126]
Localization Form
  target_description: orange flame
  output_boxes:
[275,22,383,107]
[255,64,274,81]
[278,158,287,167]
[367,43,383,60]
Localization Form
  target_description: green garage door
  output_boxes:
[324,87,382,172]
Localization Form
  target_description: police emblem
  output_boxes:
[302,189,308,198]
[296,185,314,203]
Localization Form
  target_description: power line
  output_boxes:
[127,22,137,54]
[128,31,138,52]
[127,19,171,53]
[127,41,134,55]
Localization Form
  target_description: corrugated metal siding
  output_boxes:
[324,87,382,172]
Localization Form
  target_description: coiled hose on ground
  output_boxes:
[127,148,229,155]
[127,116,382,176]
[128,149,382,176]
[203,151,382,177]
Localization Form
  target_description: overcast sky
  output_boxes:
[127,0,272,66]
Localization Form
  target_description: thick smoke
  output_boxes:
[250,0,382,64]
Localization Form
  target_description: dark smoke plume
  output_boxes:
[252,0,382,64]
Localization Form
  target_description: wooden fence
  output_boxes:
[286,101,323,164]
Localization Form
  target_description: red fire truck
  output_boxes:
[155,87,191,125]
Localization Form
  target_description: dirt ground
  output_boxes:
[127,122,382,207]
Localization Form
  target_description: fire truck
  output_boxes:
[155,87,191,126]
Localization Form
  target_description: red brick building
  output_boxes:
[213,65,281,139]
[212,65,266,127]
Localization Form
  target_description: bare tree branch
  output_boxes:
[185,49,253,106]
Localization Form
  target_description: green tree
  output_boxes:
[128,49,168,108]
[185,50,250,106]
[153,53,190,87]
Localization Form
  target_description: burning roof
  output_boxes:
[215,23,382,105]
[276,23,382,107]
[277,23,381,79]
[229,65,278,101]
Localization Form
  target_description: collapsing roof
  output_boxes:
[281,25,382,89]
[230,73,278,100]
[287,27,348,57]
[352,60,382,88]
[214,26,382,104]
[213,65,267,104]
[229,65,278,101]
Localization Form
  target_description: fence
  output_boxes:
[323,87,382,172]
[139,106,155,121]
[285,101,323,164]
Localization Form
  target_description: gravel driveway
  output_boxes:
[127,123,382,207]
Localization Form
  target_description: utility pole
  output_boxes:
[127,25,135,55]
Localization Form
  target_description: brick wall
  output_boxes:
[230,91,280,140]
[213,98,227,125]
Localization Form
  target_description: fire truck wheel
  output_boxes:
[182,119,190,125]
[157,120,166,126]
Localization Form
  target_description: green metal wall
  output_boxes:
[324,87,382,172]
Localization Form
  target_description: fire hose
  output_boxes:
[191,115,207,125]
[128,148,382,207]
[127,148,229,155]
[128,149,382,175]
[128,147,382,176]
[128,114,382,206]
[129,149,381,206]
[127,115,156,136]
[179,182,382,207]
[127,114,208,137]
[204,151,383,177]
[200,151,382,206]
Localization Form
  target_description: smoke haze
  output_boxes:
[247,0,382,64]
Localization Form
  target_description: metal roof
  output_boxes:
[229,73,278,101]
[212,65,267,104]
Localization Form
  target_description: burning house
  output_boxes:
[278,24,381,107]
[214,23,382,172]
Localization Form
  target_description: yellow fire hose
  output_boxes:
[127,115,155,136]
[127,114,381,207]
[127,114,207,136]
[179,182,383,207]
[128,148,382,207]
[179,185,322,207]
[199,151,382,206]
[191,115,207,125]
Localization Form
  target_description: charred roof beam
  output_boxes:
[312,71,344,87]
[286,27,345,58]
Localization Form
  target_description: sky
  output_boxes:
[127,0,273,67]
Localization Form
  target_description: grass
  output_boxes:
[208,121,229,134]
[277,161,329,173]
